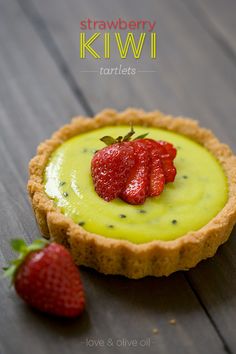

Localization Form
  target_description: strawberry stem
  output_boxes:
[100,125,148,146]
[122,124,135,142]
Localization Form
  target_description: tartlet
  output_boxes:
[28,109,236,278]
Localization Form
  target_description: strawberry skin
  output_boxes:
[91,142,135,201]
[149,147,165,197]
[121,141,150,205]
[14,243,85,318]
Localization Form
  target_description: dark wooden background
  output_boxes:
[0,0,236,353]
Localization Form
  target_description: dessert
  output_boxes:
[28,109,236,278]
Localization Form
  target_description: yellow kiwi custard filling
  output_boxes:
[44,126,228,243]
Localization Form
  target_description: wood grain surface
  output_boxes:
[0,0,235,353]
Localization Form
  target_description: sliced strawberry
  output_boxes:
[149,148,165,196]
[120,141,150,205]
[91,142,135,202]
[137,139,165,196]
[161,158,176,183]
[143,139,176,183]
[158,140,177,160]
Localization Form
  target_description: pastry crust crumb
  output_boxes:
[152,328,159,334]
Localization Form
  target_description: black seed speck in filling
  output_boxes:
[63,192,69,197]
[120,214,127,218]
[172,219,178,225]
[108,224,114,229]
[182,175,188,179]
[78,221,85,226]
[139,210,147,214]
[59,181,66,186]
[82,148,88,153]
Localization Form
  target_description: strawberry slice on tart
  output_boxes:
[121,140,151,205]
[91,126,177,205]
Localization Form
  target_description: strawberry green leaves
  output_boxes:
[100,125,148,146]
[3,238,48,281]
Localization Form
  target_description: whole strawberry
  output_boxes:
[4,239,85,318]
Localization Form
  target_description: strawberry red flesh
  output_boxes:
[161,158,177,183]
[136,139,165,196]
[158,140,177,160]
[14,243,85,318]
[149,147,165,197]
[120,141,150,205]
[91,142,135,201]
[143,139,177,183]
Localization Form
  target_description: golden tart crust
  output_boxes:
[28,109,236,278]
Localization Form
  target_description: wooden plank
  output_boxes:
[25,0,236,352]
[0,1,226,354]
[182,0,236,55]
[26,0,236,147]
[183,2,236,337]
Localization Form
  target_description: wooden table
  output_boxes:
[0,0,236,353]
